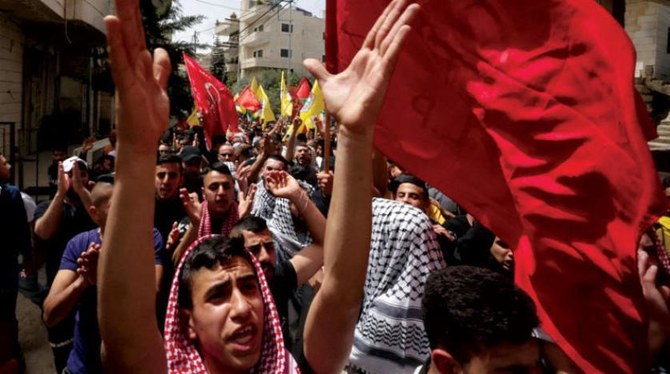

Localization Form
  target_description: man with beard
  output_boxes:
[289,142,318,187]
[34,157,96,372]
[179,145,205,201]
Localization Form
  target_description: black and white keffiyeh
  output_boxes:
[251,181,313,258]
[349,198,446,373]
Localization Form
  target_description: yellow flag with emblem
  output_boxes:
[299,80,324,131]
[254,83,276,125]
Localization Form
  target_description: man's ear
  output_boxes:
[89,206,99,223]
[432,348,462,374]
[180,309,197,341]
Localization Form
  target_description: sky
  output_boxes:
[174,0,325,49]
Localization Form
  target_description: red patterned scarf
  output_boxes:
[163,235,300,373]
[198,200,240,238]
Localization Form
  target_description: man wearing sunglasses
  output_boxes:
[230,171,325,359]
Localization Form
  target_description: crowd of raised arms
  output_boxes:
[1,0,670,373]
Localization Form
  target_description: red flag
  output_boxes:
[294,77,311,101]
[182,54,238,148]
[236,86,262,113]
[327,0,667,372]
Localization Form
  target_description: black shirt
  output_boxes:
[154,197,187,331]
[269,260,298,350]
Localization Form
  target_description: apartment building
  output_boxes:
[0,0,115,184]
[215,0,324,80]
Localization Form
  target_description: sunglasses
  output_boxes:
[246,241,275,254]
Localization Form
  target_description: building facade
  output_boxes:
[0,0,115,186]
[215,0,324,80]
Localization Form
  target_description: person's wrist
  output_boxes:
[338,125,374,143]
[75,274,90,288]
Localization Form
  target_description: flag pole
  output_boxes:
[323,113,332,172]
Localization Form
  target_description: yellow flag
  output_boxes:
[254,84,276,125]
[280,71,293,118]
[250,76,259,95]
[186,108,200,126]
[299,80,325,131]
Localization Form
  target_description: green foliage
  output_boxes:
[140,0,205,116]
[211,38,227,84]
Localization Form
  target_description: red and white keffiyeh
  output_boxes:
[198,200,240,238]
[164,235,300,373]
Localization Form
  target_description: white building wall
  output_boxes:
[238,5,324,78]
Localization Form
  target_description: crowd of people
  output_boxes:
[1,0,670,373]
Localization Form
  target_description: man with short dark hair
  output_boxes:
[419,266,540,373]
[34,157,96,371]
[154,155,187,329]
[43,179,164,373]
[290,142,318,187]
[179,145,204,200]
[171,163,240,264]
[230,171,325,353]
[97,0,418,372]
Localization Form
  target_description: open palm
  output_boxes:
[304,0,419,131]
[105,1,171,154]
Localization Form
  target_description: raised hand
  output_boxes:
[639,250,670,327]
[179,188,202,225]
[166,221,180,250]
[82,137,95,153]
[317,171,334,196]
[77,243,101,286]
[303,0,419,133]
[265,171,303,201]
[71,162,87,194]
[104,0,171,154]
[56,162,70,197]
[238,183,257,218]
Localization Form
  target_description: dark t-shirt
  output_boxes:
[154,197,187,331]
[269,260,298,350]
[0,184,30,297]
[34,199,96,286]
[60,228,163,374]
[289,163,318,187]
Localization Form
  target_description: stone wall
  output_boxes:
[625,0,670,80]
[0,13,24,152]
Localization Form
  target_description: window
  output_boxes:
[280,49,292,58]
[253,24,264,32]
[281,23,293,33]
[253,49,263,58]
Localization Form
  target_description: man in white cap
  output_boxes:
[33,156,96,372]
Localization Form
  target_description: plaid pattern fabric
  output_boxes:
[251,182,313,258]
[648,227,670,277]
[349,199,446,373]
[198,200,240,238]
[164,235,300,373]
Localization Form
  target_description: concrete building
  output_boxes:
[214,13,240,83]
[0,0,115,188]
[215,0,324,80]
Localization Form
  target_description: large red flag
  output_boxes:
[327,0,667,372]
[236,86,262,113]
[182,54,238,148]
[294,77,311,101]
